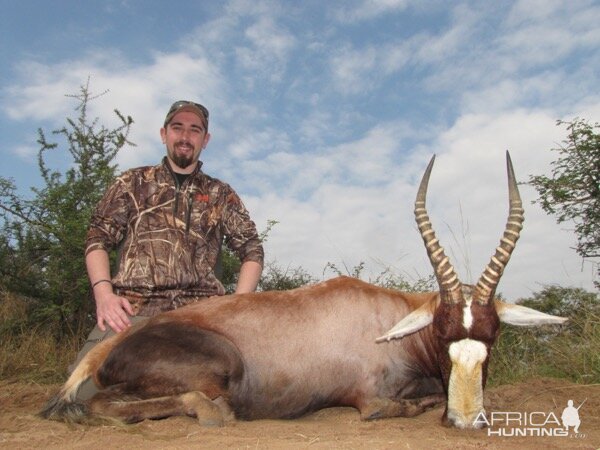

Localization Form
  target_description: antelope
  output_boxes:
[40,152,566,429]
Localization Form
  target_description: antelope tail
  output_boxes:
[39,329,131,422]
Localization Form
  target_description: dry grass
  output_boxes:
[0,290,80,383]
[0,328,79,383]
[489,309,600,386]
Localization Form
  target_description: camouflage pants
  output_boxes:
[69,315,149,401]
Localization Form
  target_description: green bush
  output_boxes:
[489,286,599,385]
[0,81,133,338]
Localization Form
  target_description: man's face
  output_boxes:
[160,111,210,172]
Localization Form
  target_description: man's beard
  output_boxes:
[169,143,195,169]
[171,153,194,169]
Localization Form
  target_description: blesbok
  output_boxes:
[40,152,566,429]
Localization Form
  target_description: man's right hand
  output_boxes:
[95,291,135,333]
[86,249,135,333]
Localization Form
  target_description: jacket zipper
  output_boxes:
[171,167,181,217]
[166,159,193,234]
[173,185,180,217]
[185,191,193,234]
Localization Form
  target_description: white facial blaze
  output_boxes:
[462,297,473,330]
[447,339,488,429]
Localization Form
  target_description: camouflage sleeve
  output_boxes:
[221,189,264,267]
[85,175,132,256]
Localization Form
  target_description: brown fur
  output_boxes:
[40,153,557,429]
[41,277,448,425]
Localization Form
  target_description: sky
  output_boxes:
[0,0,598,301]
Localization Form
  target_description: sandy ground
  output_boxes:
[0,378,598,449]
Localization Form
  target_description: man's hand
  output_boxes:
[95,291,134,333]
[86,249,134,333]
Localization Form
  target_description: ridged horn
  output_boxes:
[474,151,524,304]
[415,155,463,304]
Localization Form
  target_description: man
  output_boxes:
[73,101,263,390]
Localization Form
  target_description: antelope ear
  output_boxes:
[494,299,568,326]
[376,299,436,343]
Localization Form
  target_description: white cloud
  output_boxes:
[235,17,296,83]
[329,45,378,95]
[13,145,37,160]
[1,1,597,301]
[412,1,600,114]
[334,0,410,23]
[413,3,482,64]
[248,107,598,300]
[2,49,226,170]
[498,0,600,70]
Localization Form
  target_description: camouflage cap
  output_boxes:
[164,100,209,128]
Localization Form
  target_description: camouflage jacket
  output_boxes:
[85,157,264,316]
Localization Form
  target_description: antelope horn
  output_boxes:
[415,155,463,304]
[474,151,524,304]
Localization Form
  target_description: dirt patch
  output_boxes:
[0,378,598,449]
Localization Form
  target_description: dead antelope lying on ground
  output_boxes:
[41,152,566,429]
